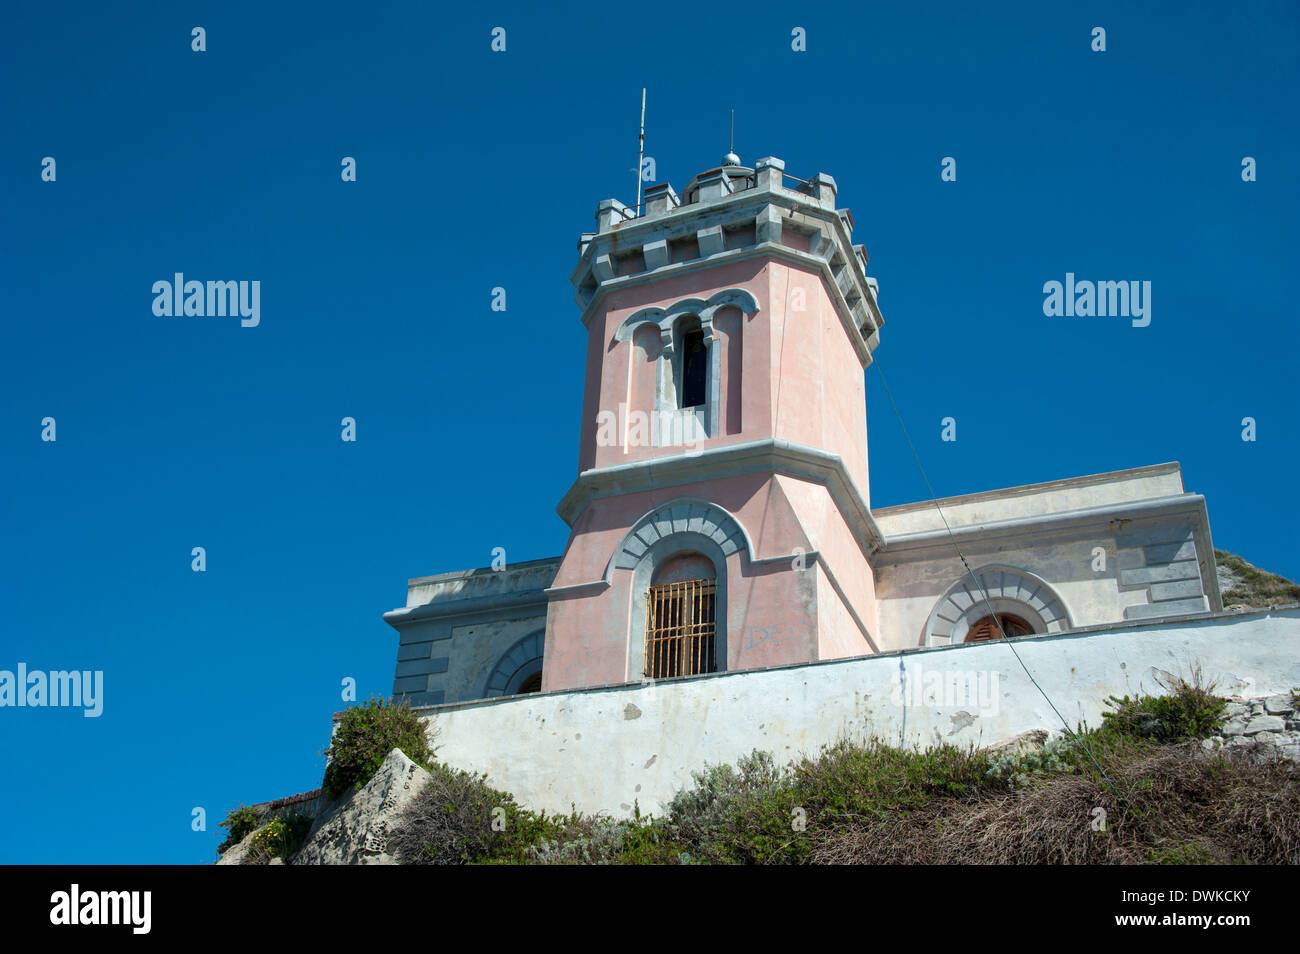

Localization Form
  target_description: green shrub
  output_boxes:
[986,734,1087,788]
[246,815,313,864]
[322,697,435,800]
[386,761,564,865]
[527,816,629,865]
[1101,669,1227,743]
[666,741,1001,864]
[528,812,691,865]
[1147,843,1218,865]
[611,814,693,865]
[666,750,789,862]
[217,804,260,855]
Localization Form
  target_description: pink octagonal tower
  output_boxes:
[542,154,888,692]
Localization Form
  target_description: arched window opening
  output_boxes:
[646,553,717,678]
[516,672,543,694]
[923,566,1071,647]
[482,631,544,698]
[964,613,1033,643]
[681,327,708,408]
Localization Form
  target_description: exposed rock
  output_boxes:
[1214,550,1300,611]
[1220,719,1248,737]
[293,748,432,865]
[215,828,260,866]
[986,729,1048,756]
[1244,715,1286,736]
[1264,694,1295,715]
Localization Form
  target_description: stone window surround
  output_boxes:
[609,498,756,681]
[614,288,759,448]
[482,630,545,698]
[923,564,1072,647]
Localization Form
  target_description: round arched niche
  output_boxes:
[482,630,545,697]
[610,498,753,681]
[922,565,1071,647]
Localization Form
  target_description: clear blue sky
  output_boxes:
[1,1,1296,863]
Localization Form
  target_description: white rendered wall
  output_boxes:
[410,607,1300,818]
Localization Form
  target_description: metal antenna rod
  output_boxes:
[730,109,734,154]
[636,88,647,215]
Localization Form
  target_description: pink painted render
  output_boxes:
[578,257,872,503]
[548,241,880,692]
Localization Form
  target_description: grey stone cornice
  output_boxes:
[383,586,553,627]
[384,558,561,627]
[555,438,886,556]
[877,493,1212,561]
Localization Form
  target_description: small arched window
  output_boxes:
[516,672,543,694]
[645,553,717,678]
[964,613,1033,643]
[680,326,708,408]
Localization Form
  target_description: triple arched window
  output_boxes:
[614,288,758,449]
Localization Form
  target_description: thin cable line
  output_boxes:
[772,266,793,422]
[870,355,1126,800]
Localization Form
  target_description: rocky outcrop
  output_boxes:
[215,828,259,866]
[1216,550,1300,611]
[1201,694,1300,761]
[291,748,431,865]
[985,729,1048,757]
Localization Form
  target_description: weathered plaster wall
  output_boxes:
[412,607,1300,818]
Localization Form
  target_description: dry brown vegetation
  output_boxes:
[807,742,1299,865]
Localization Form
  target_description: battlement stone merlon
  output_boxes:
[571,157,885,358]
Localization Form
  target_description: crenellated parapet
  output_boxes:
[571,155,886,366]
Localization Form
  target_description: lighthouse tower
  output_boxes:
[542,154,888,691]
